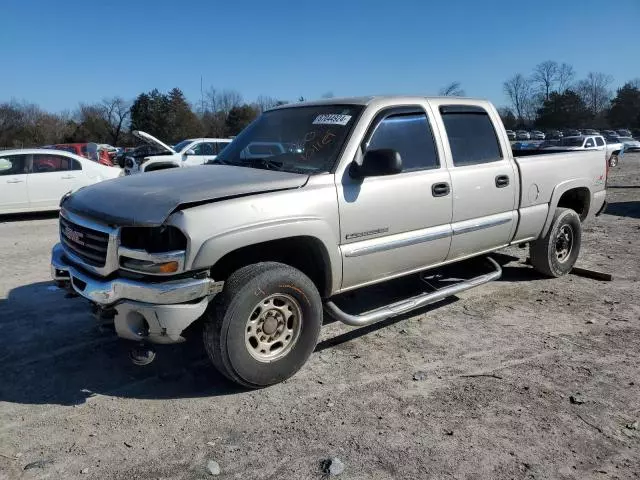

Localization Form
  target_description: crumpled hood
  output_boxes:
[62,165,309,226]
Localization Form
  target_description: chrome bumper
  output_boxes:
[51,243,218,306]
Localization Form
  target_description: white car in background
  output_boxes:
[0,148,121,214]
[124,131,232,175]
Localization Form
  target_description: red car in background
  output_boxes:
[46,143,114,166]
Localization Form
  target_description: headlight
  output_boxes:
[119,226,187,275]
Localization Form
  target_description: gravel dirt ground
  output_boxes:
[1,154,639,480]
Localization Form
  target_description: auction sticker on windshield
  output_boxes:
[313,114,352,126]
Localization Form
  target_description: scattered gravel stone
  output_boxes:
[570,394,585,405]
[625,421,638,430]
[585,319,595,324]
[412,371,428,381]
[207,460,221,476]
[443,429,454,436]
[321,457,345,476]
[80,468,89,474]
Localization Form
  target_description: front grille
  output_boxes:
[60,215,109,267]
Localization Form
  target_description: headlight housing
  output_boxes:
[119,226,187,275]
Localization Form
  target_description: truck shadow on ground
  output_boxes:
[0,256,541,406]
[604,201,640,219]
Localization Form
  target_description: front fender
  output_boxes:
[191,217,342,294]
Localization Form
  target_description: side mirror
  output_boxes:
[350,149,402,178]
[185,148,196,156]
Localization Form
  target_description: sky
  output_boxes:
[1,0,639,112]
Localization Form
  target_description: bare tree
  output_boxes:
[575,72,613,115]
[439,81,465,96]
[218,90,243,115]
[531,61,558,100]
[101,97,130,145]
[503,74,532,121]
[255,95,280,113]
[557,63,575,93]
[204,88,242,115]
[629,78,640,89]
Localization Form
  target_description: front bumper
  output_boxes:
[51,243,221,343]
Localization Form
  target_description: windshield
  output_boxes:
[173,140,193,152]
[560,137,584,146]
[212,105,364,174]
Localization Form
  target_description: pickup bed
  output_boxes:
[51,96,608,388]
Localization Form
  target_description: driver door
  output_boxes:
[184,141,216,166]
[0,154,29,213]
[336,106,453,290]
[27,153,84,210]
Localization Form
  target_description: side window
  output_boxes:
[0,155,27,176]
[203,142,216,155]
[217,142,229,154]
[585,138,595,148]
[595,137,604,147]
[32,154,71,173]
[71,159,82,170]
[367,112,439,171]
[192,142,215,155]
[440,107,503,166]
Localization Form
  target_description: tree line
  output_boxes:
[0,87,301,148]
[2,67,639,148]
[500,61,640,131]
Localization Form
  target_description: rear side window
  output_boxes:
[595,137,604,147]
[440,106,503,166]
[585,138,595,148]
[32,154,71,173]
[367,112,439,171]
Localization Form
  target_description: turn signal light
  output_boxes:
[158,261,179,273]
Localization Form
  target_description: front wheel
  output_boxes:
[203,262,323,388]
[609,154,618,167]
[530,207,582,277]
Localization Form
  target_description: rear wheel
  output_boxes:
[609,154,618,167]
[203,262,322,388]
[530,207,582,277]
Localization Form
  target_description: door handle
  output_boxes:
[6,179,24,183]
[495,175,510,188]
[61,175,75,179]
[431,182,450,197]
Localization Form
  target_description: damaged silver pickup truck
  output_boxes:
[51,96,609,388]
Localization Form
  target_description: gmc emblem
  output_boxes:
[65,226,83,244]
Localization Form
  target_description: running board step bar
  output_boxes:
[324,257,502,327]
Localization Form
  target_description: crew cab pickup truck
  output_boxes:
[51,96,608,388]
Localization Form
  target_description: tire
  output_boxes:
[609,155,618,167]
[530,207,582,277]
[203,262,323,388]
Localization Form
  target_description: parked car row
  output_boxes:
[506,128,636,142]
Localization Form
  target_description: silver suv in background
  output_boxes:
[124,131,232,174]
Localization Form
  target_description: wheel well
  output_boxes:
[210,236,332,298]
[145,163,178,172]
[557,187,590,221]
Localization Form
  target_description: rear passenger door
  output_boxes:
[436,105,518,260]
[27,154,83,210]
[337,106,453,290]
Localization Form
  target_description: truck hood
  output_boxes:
[132,130,176,154]
[62,165,309,226]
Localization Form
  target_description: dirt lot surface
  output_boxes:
[1,154,639,480]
